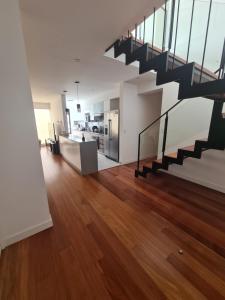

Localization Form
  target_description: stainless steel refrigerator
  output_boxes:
[104,110,119,162]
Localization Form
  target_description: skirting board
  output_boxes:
[0,218,53,252]
[164,169,225,194]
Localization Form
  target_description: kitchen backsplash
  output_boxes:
[73,120,104,134]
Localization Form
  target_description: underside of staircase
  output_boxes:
[113,37,225,101]
[106,36,225,177]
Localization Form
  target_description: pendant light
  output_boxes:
[74,81,81,112]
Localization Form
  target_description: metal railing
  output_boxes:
[136,99,184,173]
[123,0,225,80]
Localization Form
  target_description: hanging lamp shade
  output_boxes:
[77,103,81,112]
[74,81,81,112]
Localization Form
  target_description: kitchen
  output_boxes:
[60,96,120,174]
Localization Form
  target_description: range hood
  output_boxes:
[94,113,104,122]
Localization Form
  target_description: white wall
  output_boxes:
[119,82,162,164]
[167,150,225,194]
[159,82,213,156]
[0,0,52,250]
[50,95,64,124]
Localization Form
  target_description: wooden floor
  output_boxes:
[1,148,225,300]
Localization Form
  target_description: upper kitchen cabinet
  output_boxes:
[93,101,104,114]
[110,98,119,111]
[104,98,120,112]
[104,99,110,112]
[83,102,92,113]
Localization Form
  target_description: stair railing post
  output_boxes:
[218,38,225,79]
[168,0,176,52]
[172,0,180,69]
[162,113,169,157]
[200,0,212,83]
[143,16,146,44]
[186,0,196,63]
[135,23,137,45]
[162,0,168,52]
[139,23,142,41]
[151,7,156,58]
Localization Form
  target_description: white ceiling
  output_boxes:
[19,0,163,102]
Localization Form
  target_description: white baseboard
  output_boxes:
[0,218,53,250]
[165,169,225,194]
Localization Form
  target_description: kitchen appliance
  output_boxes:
[94,113,104,122]
[85,113,90,122]
[104,109,119,162]
[92,125,98,132]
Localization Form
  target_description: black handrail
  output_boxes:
[162,113,169,157]
[137,99,184,172]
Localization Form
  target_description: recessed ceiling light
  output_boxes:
[72,58,80,62]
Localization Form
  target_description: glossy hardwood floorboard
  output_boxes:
[1,148,225,300]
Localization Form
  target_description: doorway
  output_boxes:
[34,104,51,145]
[138,90,163,161]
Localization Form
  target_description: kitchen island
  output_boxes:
[59,135,98,175]
[72,130,104,153]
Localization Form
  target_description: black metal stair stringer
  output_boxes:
[144,140,211,176]
[126,43,148,65]
[114,38,133,58]
[111,37,225,101]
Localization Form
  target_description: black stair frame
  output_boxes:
[110,37,225,176]
[113,37,225,101]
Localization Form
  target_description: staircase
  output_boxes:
[106,0,225,177]
[114,37,225,101]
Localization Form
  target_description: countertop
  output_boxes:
[73,130,104,137]
[60,134,96,143]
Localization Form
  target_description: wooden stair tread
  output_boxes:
[144,146,195,170]
[144,159,162,168]
[165,152,177,159]
[181,145,195,152]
